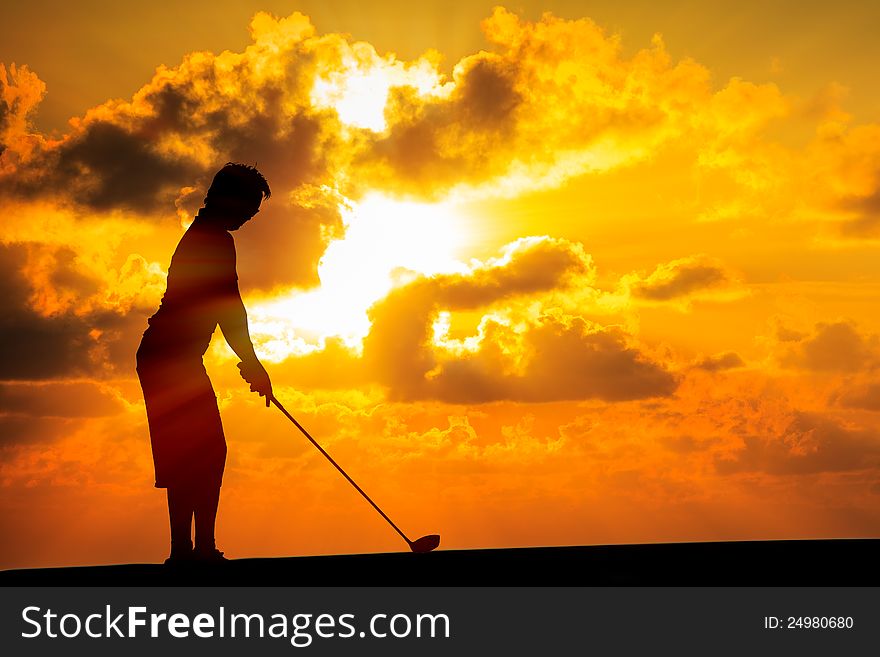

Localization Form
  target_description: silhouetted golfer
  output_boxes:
[136,163,273,564]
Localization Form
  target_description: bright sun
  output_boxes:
[220,52,465,362]
[310,45,450,132]
[247,194,469,360]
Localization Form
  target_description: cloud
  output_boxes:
[3,8,801,211]
[234,185,345,291]
[1,3,854,339]
[0,63,46,168]
[0,242,94,379]
[0,381,123,418]
[621,254,746,307]
[693,352,746,372]
[436,236,595,307]
[1,14,335,214]
[0,377,128,452]
[2,357,879,568]
[0,416,75,447]
[362,236,676,402]
[830,379,880,411]
[838,191,880,237]
[264,337,369,391]
[456,315,677,403]
[4,7,880,570]
[805,123,880,239]
[661,434,719,454]
[0,242,149,380]
[1,12,347,294]
[716,411,880,475]
[355,8,712,198]
[776,320,877,373]
[0,9,781,398]
[353,52,524,196]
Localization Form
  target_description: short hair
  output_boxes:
[204,162,271,205]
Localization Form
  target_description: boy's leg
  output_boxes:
[167,484,195,557]
[194,478,221,555]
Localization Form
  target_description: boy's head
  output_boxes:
[203,163,271,230]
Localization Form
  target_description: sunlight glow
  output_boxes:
[431,311,483,354]
[248,194,469,359]
[310,46,450,131]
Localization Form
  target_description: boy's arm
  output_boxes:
[215,237,272,402]
[217,284,259,363]
[218,286,273,403]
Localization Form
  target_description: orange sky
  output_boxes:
[1,2,879,570]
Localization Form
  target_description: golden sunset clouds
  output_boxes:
[2,4,880,568]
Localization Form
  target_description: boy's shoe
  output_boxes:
[163,546,194,565]
[193,547,228,563]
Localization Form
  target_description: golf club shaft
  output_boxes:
[269,396,412,545]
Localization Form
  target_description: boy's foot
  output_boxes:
[163,546,194,565]
[193,547,228,563]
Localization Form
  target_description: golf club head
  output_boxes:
[409,534,441,553]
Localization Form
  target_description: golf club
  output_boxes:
[269,395,441,554]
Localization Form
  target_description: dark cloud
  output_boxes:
[0,313,92,380]
[5,76,337,221]
[840,215,880,238]
[774,323,808,343]
[831,380,880,411]
[32,121,198,212]
[363,278,447,396]
[357,54,523,196]
[838,189,880,238]
[1,17,344,290]
[419,317,677,404]
[625,255,742,303]
[0,8,766,313]
[516,318,677,401]
[363,237,592,392]
[694,351,745,372]
[235,187,344,292]
[1,13,324,207]
[777,320,877,373]
[456,57,522,128]
[423,316,677,403]
[0,243,93,379]
[363,237,676,402]
[0,242,147,380]
[0,416,74,447]
[836,172,880,239]
[820,121,880,240]
[662,434,719,454]
[0,381,123,418]
[347,6,740,199]
[437,237,593,308]
[716,411,880,475]
[1,8,805,218]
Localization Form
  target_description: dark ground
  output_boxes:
[1,539,876,586]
